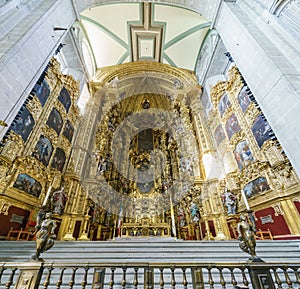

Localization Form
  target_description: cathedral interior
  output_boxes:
[0,0,300,245]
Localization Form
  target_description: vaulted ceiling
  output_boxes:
[79,2,210,75]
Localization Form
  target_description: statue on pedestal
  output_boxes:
[31,212,57,261]
[237,214,257,260]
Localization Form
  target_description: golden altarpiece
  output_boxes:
[0,58,300,241]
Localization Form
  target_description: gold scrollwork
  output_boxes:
[0,199,11,215]
[226,66,243,95]
[15,156,48,184]
[26,95,43,120]
[210,81,227,108]
[229,130,246,146]
[0,131,24,162]
[244,102,260,124]
[41,126,59,146]
[240,160,269,184]
[271,203,284,216]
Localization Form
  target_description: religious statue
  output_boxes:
[237,214,257,260]
[221,190,237,215]
[190,202,200,223]
[51,187,68,215]
[177,207,186,227]
[31,212,57,261]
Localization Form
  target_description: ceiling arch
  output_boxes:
[78,2,211,75]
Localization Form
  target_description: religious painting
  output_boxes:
[51,148,66,172]
[234,140,254,170]
[13,173,42,197]
[63,120,74,142]
[238,86,251,113]
[58,87,71,113]
[225,113,241,140]
[11,107,35,142]
[218,93,231,118]
[243,177,270,199]
[46,108,63,135]
[214,124,226,146]
[33,79,50,106]
[251,114,272,148]
[32,135,53,166]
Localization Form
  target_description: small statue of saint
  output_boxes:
[51,187,68,215]
[221,190,237,215]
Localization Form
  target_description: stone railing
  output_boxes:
[1,261,299,289]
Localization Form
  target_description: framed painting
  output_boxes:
[218,93,231,118]
[51,148,66,172]
[243,176,270,199]
[58,87,71,113]
[11,107,35,142]
[13,173,42,197]
[32,135,53,166]
[251,114,272,148]
[33,79,50,107]
[63,120,74,142]
[214,124,226,146]
[46,108,63,135]
[234,139,254,170]
[238,86,251,113]
[225,113,241,140]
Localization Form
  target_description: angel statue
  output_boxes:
[31,212,57,261]
[237,214,257,260]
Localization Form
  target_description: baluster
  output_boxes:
[207,267,214,289]
[109,268,115,289]
[122,266,127,289]
[69,267,78,289]
[5,268,16,289]
[230,268,237,288]
[283,267,294,289]
[56,268,65,289]
[273,268,283,289]
[182,268,188,289]
[171,267,176,289]
[0,266,6,283]
[159,268,164,289]
[133,268,139,289]
[43,266,54,289]
[241,267,249,288]
[293,267,300,289]
[218,268,226,289]
[81,267,89,289]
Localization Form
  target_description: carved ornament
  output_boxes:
[244,102,260,124]
[271,203,284,216]
[0,199,11,215]
[210,81,227,107]
[27,95,43,120]
[226,66,243,95]
[240,160,269,184]
[0,131,24,162]
[15,156,48,184]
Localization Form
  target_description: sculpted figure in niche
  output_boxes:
[51,187,68,215]
[221,190,237,215]
[177,207,186,227]
[190,202,200,223]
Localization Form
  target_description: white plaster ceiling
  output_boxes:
[80,2,210,74]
